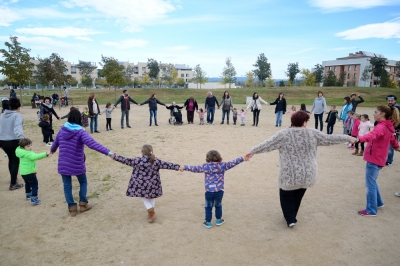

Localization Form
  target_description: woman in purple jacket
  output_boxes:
[50,110,111,217]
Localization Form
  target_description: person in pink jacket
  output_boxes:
[356,106,400,217]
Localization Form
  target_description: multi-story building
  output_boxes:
[322,51,398,87]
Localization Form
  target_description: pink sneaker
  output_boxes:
[347,146,355,150]
[358,209,376,216]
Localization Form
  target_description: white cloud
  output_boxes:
[0,7,21,26]
[336,22,400,40]
[310,0,400,11]
[166,46,190,51]
[289,47,316,55]
[15,27,102,38]
[0,35,81,51]
[329,47,357,51]
[60,1,75,8]
[75,36,93,41]
[102,39,148,49]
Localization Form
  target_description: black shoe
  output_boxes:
[106,129,109,131]
[110,128,113,130]
[227,122,229,125]
[275,125,278,127]
[94,131,100,133]
[149,124,152,126]
[121,126,124,129]
[220,121,224,124]
[9,183,23,190]
[155,124,158,126]
[252,124,255,126]
[127,125,131,128]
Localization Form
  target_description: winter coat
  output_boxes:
[81,112,89,127]
[325,110,338,125]
[88,99,100,117]
[0,109,24,140]
[219,97,233,111]
[358,121,374,136]
[38,120,53,136]
[50,122,110,175]
[205,96,219,109]
[184,99,198,111]
[310,96,327,114]
[15,147,47,175]
[270,97,287,113]
[114,95,138,111]
[247,97,268,110]
[351,96,364,112]
[140,98,165,110]
[351,119,360,137]
[39,103,60,121]
[359,120,399,167]
[339,103,353,121]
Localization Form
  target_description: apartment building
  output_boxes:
[322,51,398,87]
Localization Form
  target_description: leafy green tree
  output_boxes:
[171,67,178,84]
[133,77,140,88]
[99,55,125,101]
[142,74,151,86]
[160,63,174,87]
[69,77,79,86]
[279,80,285,87]
[323,71,337,86]
[267,75,274,87]
[369,56,388,87]
[176,78,186,87]
[336,71,346,87]
[221,57,236,88]
[0,36,35,103]
[192,64,208,89]
[314,64,324,85]
[361,65,371,87]
[245,71,254,87]
[380,69,390,88]
[147,58,159,85]
[395,61,400,87]
[76,60,97,90]
[33,57,49,88]
[285,62,300,84]
[81,75,93,88]
[300,69,316,86]
[253,53,271,87]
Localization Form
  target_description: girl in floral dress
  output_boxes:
[111,144,180,223]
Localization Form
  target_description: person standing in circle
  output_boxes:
[140,93,166,126]
[246,92,268,127]
[219,91,233,125]
[114,89,139,129]
[205,92,220,125]
[269,93,287,127]
[310,91,327,131]
[183,96,198,124]
[88,93,100,133]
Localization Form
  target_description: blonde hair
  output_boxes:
[42,114,50,121]
[291,105,296,111]
[141,144,155,164]
[377,105,400,127]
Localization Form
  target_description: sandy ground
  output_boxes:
[0,104,399,266]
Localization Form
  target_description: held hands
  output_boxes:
[108,153,115,159]
[394,147,400,152]
[349,136,357,144]
[244,152,253,161]
[179,165,184,172]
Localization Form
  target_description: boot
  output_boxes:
[79,201,92,213]
[352,148,359,155]
[220,121,224,124]
[69,205,77,217]
[357,150,364,156]
[147,207,156,223]
[227,120,229,125]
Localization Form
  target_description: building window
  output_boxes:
[354,73,356,79]
[348,65,351,71]
[329,66,331,71]
[334,66,337,72]
[181,74,184,77]
[186,74,189,77]
[347,73,350,79]
[354,65,358,71]
[185,79,188,82]
[142,67,146,71]
[71,66,77,74]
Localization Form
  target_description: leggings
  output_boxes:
[314,113,323,131]
[1,140,20,185]
[142,198,156,210]
[106,118,112,129]
[252,109,260,126]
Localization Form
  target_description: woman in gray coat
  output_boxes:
[220,91,233,125]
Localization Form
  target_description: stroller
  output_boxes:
[60,98,67,107]
[168,108,183,125]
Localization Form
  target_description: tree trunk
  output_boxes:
[19,84,23,107]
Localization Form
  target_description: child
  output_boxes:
[38,114,54,146]
[110,144,180,223]
[100,103,115,131]
[232,108,238,125]
[351,113,361,154]
[357,114,374,156]
[15,138,50,205]
[239,109,247,126]
[61,106,77,119]
[286,106,296,127]
[81,107,89,130]
[300,103,310,114]
[179,150,248,228]
[345,111,355,148]
[196,108,205,125]
[325,105,339,134]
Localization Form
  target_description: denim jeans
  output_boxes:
[221,109,230,122]
[61,174,88,207]
[342,120,347,134]
[205,190,224,222]
[275,111,283,126]
[327,123,334,134]
[207,107,215,124]
[90,114,98,133]
[387,144,394,164]
[149,109,158,125]
[121,110,130,127]
[314,113,323,131]
[22,173,39,197]
[365,162,383,215]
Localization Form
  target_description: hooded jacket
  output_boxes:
[38,120,53,135]
[50,122,110,175]
[339,103,353,121]
[359,120,399,167]
[310,96,327,114]
[0,109,24,140]
[40,103,60,120]
[15,147,47,175]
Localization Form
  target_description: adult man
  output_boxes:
[386,95,400,167]
[204,92,219,125]
[350,93,364,112]
[63,87,69,106]
[114,90,139,128]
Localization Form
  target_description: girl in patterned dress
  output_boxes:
[111,145,180,223]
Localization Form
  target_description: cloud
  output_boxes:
[75,36,93,41]
[0,35,82,51]
[15,27,102,38]
[329,47,358,51]
[309,0,400,11]
[0,7,21,26]
[336,21,400,40]
[166,46,190,51]
[289,47,316,55]
[102,39,148,49]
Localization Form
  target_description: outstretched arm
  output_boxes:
[158,159,180,170]
[223,157,245,171]
[112,153,138,167]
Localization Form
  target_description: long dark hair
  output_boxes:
[252,92,259,100]
[68,109,82,125]
[222,91,230,99]
[344,96,351,105]
[278,93,284,99]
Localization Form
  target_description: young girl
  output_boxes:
[351,113,361,154]
[38,114,54,146]
[110,145,180,223]
[300,104,310,114]
[196,108,205,125]
[345,111,355,148]
[100,103,115,131]
[15,138,50,205]
[357,114,374,156]
[239,109,247,126]
[179,150,248,228]
[81,107,89,131]
[286,106,297,127]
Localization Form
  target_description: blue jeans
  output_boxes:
[222,109,230,122]
[90,114,98,132]
[149,109,157,125]
[387,144,394,164]
[275,111,283,126]
[205,190,224,222]
[365,162,383,215]
[61,174,88,207]
[22,173,39,197]
[207,107,215,124]
[121,110,130,127]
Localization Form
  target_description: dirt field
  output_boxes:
[1,105,399,266]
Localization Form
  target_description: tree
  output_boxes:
[133,77,140,88]
[176,78,186,87]
[278,80,285,87]
[147,58,159,85]
[314,64,324,85]
[361,65,371,87]
[336,71,346,87]
[221,57,236,88]
[300,69,316,86]
[395,61,400,87]
[192,64,208,89]
[171,67,178,84]
[267,75,274,87]
[81,75,93,87]
[285,62,300,84]
[245,71,254,87]
[69,77,79,86]
[323,71,337,86]
[380,69,390,88]
[0,36,35,104]
[369,56,388,87]
[253,53,271,87]
[160,63,174,87]
[76,60,97,90]
[124,65,134,83]
[142,74,151,86]
[99,55,125,101]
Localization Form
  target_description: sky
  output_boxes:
[0,0,400,79]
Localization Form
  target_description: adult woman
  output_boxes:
[269,93,287,127]
[50,110,111,216]
[356,106,400,217]
[0,98,24,190]
[88,93,100,133]
[339,96,353,134]
[140,93,166,126]
[183,96,198,124]
[245,111,355,227]
[246,92,268,127]
[219,91,233,125]
[39,97,60,126]
[310,91,327,131]
[9,89,17,98]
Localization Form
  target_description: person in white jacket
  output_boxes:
[246,92,268,127]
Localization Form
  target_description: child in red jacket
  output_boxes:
[351,113,361,155]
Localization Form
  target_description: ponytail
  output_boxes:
[141,144,155,164]
[377,105,400,127]
[391,107,400,127]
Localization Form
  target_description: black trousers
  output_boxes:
[187,111,194,123]
[327,123,335,134]
[252,109,260,125]
[1,140,20,185]
[314,113,323,131]
[106,118,112,129]
[43,133,53,143]
[279,188,307,225]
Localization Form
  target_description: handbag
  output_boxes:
[251,106,253,112]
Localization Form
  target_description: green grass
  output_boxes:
[15,86,398,107]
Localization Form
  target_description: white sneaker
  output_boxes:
[395,192,400,197]
[344,142,349,145]
[46,142,52,147]
[288,223,296,228]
